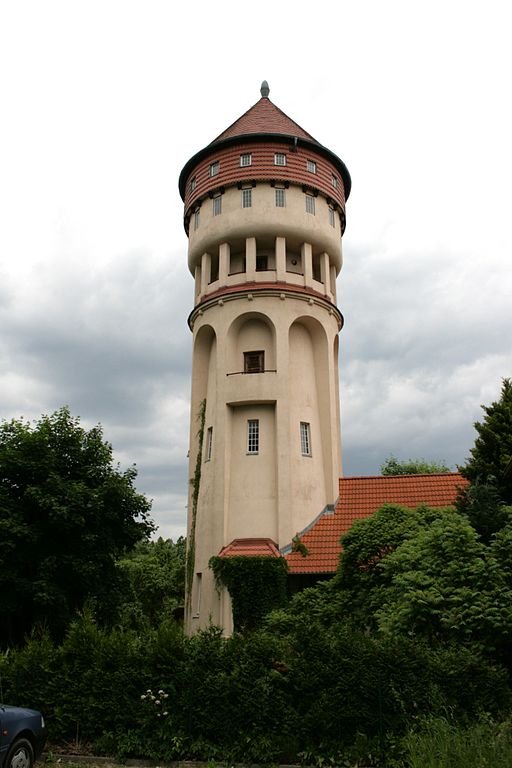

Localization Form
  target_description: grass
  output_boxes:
[402,717,512,768]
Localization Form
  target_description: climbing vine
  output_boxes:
[292,533,309,557]
[186,398,206,611]
[209,555,288,632]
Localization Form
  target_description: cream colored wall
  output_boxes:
[188,184,343,275]
[185,165,345,635]
[185,290,342,633]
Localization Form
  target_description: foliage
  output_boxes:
[456,478,512,543]
[185,399,205,611]
[375,513,512,652]
[116,537,186,629]
[1,609,510,765]
[291,533,309,556]
[0,407,153,646]
[210,555,288,632]
[333,503,444,630]
[381,454,452,475]
[459,377,512,503]
[402,716,512,768]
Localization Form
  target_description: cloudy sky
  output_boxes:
[1,1,510,539]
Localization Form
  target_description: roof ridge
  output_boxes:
[340,472,462,480]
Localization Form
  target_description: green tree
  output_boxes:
[381,455,452,475]
[456,479,512,543]
[332,503,452,631]
[375,512,512,654]
[0,407,154,645]
[459,378,512,504]
[117,537,186,628]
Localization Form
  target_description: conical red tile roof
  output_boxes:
[211,96,318,144]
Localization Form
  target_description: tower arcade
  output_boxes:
[179,83,351,633]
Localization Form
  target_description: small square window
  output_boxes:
[332,174,339,189]
[242,188,252,208]
[213,195,222,216]
[274,152,287,166]
[307,160,317,174]
[240,153,252,167]
[300,422,311,456]
[244,350,264,373]
[190,176,197,192]
[247,419,260,454]
[210,161,220,177]
[194,209,200,230]
[329,207,335,227]
[205,426,213,461]
[275,188,285,207]
[305,194,315,215]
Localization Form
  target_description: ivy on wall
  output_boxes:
[209,555,288,632]
[186,398,206,611]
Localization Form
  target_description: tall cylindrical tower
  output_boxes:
[179,83,351,633]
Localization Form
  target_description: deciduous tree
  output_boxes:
[381,455,451,475]
[0,407,154,645]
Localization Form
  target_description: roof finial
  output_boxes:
[260,80,270,98]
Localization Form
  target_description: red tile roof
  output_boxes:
[284,473,468,574]
[211,96,318,145]
[219,538,281,558]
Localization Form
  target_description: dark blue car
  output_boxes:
[0,706,47,768]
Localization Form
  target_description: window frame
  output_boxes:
[307,160,317,174]
[244,350,265,373]
[194,208,200,230]
[241,188,252,208]
[300,421,312,456]
[328,206,335,227]
[205,426,213,461]
[274,152,287,167]
[331,174,339,189]
[247,419,260,454]
[190,176,197,192]
[305,193,316,215]
[275,188,285,207]
[240,153,252,167]
[209,161,220,177]
[213,194,222,216]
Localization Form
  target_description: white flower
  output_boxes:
[163,711,168,716]
[158,689,164,695]
[140,695,146,700]
[156,713,161,718]
[163,693,169,698]
[155,700,160,705]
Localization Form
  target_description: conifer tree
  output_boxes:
[460,378,512,504]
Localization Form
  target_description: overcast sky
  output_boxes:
[1,1,510,539]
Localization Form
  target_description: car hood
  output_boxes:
[0,706,42,719]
